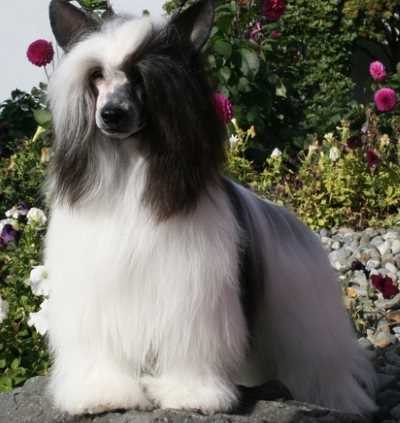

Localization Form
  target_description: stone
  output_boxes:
[391,239,400,255]
[378,241,392,256]
[331,240,341,250]
[350,270,368,288]
[390,403,400,419]
[370,236,384,247]
[384,230,400,241]
[0,377,368,423]
[367,322,396,348]
[375,293,400,310]
[366,259,380,270]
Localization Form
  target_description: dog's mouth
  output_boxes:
[100,122,147,139]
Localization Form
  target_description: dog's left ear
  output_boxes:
[49,0,98,50]
[171,0,215,50]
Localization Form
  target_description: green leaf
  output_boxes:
[220,66,231,82]
[213,40,232,60]
[240,49,260,76]
[33,109,52,127]
[10,358,20,370]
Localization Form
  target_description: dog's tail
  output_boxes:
[225,180,377,415]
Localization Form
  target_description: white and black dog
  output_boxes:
[45,0,376,416]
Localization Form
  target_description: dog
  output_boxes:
[45,0,376,415]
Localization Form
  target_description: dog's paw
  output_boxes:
[50,371,153,415]
[142,375,238,414]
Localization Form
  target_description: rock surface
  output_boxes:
[0,377,367,423]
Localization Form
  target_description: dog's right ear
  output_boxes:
[49,0,98,50]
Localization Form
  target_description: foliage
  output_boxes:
[0,215,49,392]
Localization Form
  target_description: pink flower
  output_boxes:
[374,87,397,112]
[369,61,386,81]
[214,93,234,125]
[250,22,262,42]
[262,0,286,21]
[366,148,380,168]
[271,31,282,38]
[371,274,399,299]
[27,40,54,67]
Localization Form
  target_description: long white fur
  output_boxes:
[46,14,376,416]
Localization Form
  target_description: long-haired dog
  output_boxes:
[45,0,376,416]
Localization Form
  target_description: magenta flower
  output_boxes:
[374,87,397,112]
[366,148,380,168]
[27,40,54,67]
[369,61,386,81]
[214,93,234,125]
[262,0,286,21]
[271,31,282,38]
[250,22,262,42]
[371,274,399,299]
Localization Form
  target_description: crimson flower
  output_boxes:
[371,274,399,299]
[271,31,282,38]
[213,93,234,125]
[262,0,286,21]
[250,21,262,42]
[27,40,54,67]
[374,87,397,112]
[366,148,380,168]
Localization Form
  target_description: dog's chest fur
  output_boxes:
[45,175,246,374]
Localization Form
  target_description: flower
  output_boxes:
[346,136,362,149]
[250,21,262,42]
[0,224,18,246]
[271,30,282,38]
[5,202,30,220]
[0,296,9,324]
[26,208,47,226]
[27,265,50,297]
[229,135,239,146]
[214,93,234,125]
[262,0,286,21]
[371,274,399,299]
[374,87,397,112]
[247,126,256,138]
[329,146,341,162]
[369,61,386,81]
[28,299,49,336]
[367,148,380,168]
[270,148,282,159]
[27,40,54,67]
[351,260,365,271]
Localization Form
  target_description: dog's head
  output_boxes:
[48,0,225,218]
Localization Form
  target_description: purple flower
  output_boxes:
[351,260,365,271]
[369,61,386,81]
[262,0,286,21]
[346,136,362,149]
[0,224,18,245]
[374,87,397,112]
[366,148,380,168]
[213,93,234,125]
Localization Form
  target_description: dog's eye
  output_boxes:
[90,68,104,82]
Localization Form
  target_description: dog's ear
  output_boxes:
[49,0,98,50]
[171,0,215,51]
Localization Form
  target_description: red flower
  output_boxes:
[262,0,286,21]
[271,30,282,38]
[366,148,380,168]
[369,61,387,81]
[27,40,54,67]
[374,87,397,112]
[213,93,234,125]
[371,274,399,299]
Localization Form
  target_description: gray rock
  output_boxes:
[370,236,384,247]
[0,377,368,423]
[390,403,400,419]
[377,241,392,256]
[391,239,400,255]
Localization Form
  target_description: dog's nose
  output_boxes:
[101,106,126,127]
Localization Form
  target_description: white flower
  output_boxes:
[5,205,28,220]
[323,132,335,143]
[26,208,47,226]
[329,146,341,162]
[28,299,49,336]
[0,296,9,324]
[229,135,239,145]
[27,265,50,297]
[270,148,282,159]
